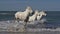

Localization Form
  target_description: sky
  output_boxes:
[0,0,60,11]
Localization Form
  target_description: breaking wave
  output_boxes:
[0,19,59,32]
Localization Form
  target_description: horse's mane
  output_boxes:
[30,11,35,15]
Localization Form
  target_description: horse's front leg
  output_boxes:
[14,18,20,23]
[23,21,27,29]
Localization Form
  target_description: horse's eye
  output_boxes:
[39,14,40,16]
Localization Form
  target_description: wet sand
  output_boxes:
[0,31,60,34]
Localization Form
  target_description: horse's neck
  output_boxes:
[32,13,36,16]
[33,14,37,19]
[24,10,30,16]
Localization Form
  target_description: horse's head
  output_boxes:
[39,11,47,16]
[34,10,39,16]
[25,6,33,14]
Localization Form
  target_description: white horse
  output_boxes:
[28,10,39,22]
[37,10,47,21]
[15,6,33,22]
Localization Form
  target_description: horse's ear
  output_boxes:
[26,6,32,10]
[35,10,39,11]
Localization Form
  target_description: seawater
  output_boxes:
[46,11,60,27]
[0,11,60,28]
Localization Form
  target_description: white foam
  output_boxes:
[1,20,60,32]
[0,19,47,28]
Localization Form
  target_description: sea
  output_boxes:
[0,11,60,34]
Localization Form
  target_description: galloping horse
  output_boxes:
[28,10,47,22]
[15,6,33,30]
[28,10,39,22]
[15,6,33,22]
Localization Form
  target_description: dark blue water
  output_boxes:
[0,11,17,20]
[0,11,60,27]
[46,11,60,27]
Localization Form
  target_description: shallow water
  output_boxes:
[0,11,60,34]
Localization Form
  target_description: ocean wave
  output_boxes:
[0,13,14,15]
[0,13,9,15]
[0,20,60,32]
[27,28,60,32]
[0,19,47,29]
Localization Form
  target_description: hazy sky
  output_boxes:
[0,0,60,11]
